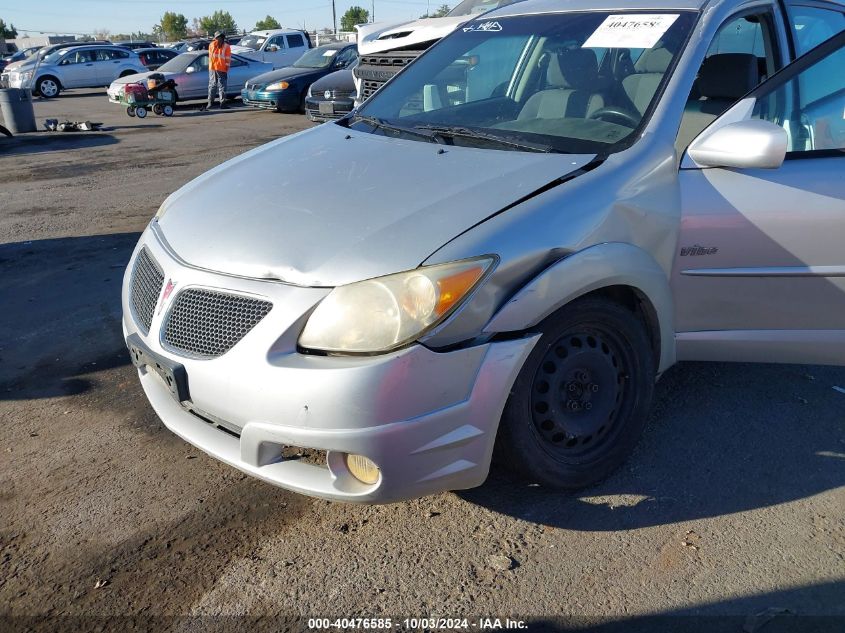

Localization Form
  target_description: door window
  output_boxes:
[62,50,97,65]
[287,34,306,48]
[334,47,357,67]
[750,32,845,153]
[677,11,781,150]
[789,4,845,53]
[265,35,286,51]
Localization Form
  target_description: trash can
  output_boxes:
[0,88,37,135]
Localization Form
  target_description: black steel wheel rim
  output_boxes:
[529,327,631,461]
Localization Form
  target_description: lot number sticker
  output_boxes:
[583,14,679,49]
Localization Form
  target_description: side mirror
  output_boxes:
[687,119,787,170]
[185,66,196,74]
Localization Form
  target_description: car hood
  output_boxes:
[247,66,325,87]
[309,69,355,93]
[4,58,36,72]
[157,123,595,287]
[356,16,468,55]
[109,71,154,87]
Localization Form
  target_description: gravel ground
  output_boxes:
[1,90,843,632]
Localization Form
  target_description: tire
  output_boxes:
[135,106,147,118]
[36,76,60,98]
[163,104,173,117]
[126,106,136,117]
[153,104,163,115]
[497,296,655,489]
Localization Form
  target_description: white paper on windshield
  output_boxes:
[323,49,337,56]
[582,14,679,49]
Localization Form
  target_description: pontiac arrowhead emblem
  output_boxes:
[158,279,176,314]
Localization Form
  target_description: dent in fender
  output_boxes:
[483,242,676,373]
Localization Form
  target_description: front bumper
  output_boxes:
[241,88,300,111]
[122,224,537,502]
[305,97,354,122]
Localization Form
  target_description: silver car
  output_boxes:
[107,51,272,102]
[6,45,145,97]
[122,0,845,503]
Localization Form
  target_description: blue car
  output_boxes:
[242,42,357,113]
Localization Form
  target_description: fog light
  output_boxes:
[345,454,380,485]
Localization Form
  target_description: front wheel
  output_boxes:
[37,77,60,98]
[497,296,655,489]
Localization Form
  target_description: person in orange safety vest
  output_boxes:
[206,31,232,110]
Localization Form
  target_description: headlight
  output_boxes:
[265,81,289,91]
[299,257,494,354]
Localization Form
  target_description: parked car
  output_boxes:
[4,45,144,97]
[108,51,272,102]
[185,39,211,52]
[227,35,243,46]
[305,68,357,122]
[232,28,312,68]
[122,0,845,503]
[114,41,157,50]
[136,47,178,71]
[242,42,357,112]
[1,46,42,68]
[354,0,522,103]
[1,40,112,84]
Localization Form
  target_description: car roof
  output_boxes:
[317,41,355,50]
[250,28,305,36]
[135,47,172,53]
[486,0,715,16]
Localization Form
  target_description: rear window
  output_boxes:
[287,34,306,48]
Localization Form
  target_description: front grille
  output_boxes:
[163,289,272,358]
[356,50,421,100]
[361,79,385,100]
[129,248,165,334]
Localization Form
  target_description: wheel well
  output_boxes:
[119,70,136,77]
[574,285,661,367]
[37,75,62,90]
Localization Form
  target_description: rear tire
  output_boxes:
[497,297,655,489]
[126,106,136,117]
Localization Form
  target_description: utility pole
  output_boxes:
[332,0,337,35]
[372,0,375,22]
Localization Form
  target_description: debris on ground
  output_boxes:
[43,119,102,132]
[488,554,518,571]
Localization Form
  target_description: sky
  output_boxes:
[0,0,447,38]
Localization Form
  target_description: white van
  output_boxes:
[231,29,312,69]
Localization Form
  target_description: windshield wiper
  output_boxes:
[351,115,442,143]
[415,124,556,153]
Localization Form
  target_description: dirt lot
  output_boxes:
[1,90,843,632]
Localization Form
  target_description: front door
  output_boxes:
[673,31,845,362]
[262,34,288,68]
[58,49,97,88]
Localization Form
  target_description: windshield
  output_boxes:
[43,49,70,64]
[355,11,695,154]
[294,46,342,68]
[448,0,520,17]
[156,53,197,73]
[238,34,267,51]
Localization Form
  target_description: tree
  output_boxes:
[93,28,111,41]
[340,6,369,31]
[254,15,281,31]
[158,12,188,40]
[0,19,17,39]
[420,4,451,18]
[198,10,238,36]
